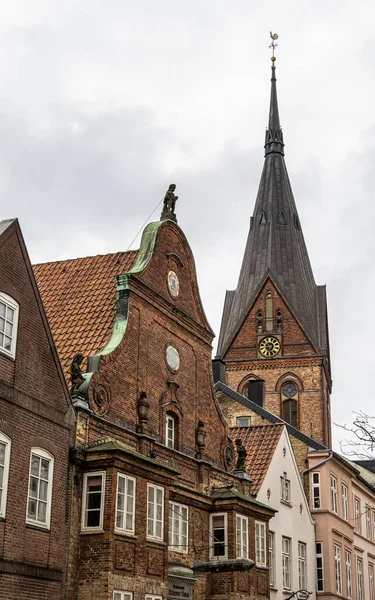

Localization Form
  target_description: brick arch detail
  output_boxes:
[29,436,58,457]
[275,372,304,393]
[238,373,261,396]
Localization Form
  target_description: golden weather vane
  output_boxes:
[269,32,279,62]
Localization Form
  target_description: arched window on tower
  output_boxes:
[256,311,263,334]
[283,399,298,428]
[281,381,298,428]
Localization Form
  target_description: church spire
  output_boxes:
[265,64,284,156]
[216,37,329,361]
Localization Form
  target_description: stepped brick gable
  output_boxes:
[35,215,275,600]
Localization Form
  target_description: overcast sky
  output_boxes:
[2,0,374,454]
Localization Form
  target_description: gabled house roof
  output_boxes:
[215,380,327,452]
[33,250,137,377]
[230,424,284,494]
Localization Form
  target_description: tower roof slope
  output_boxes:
[217,65,327,356]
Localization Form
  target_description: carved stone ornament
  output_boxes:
[70,352,85,397]
[223,440,235,472]
[91,384,110,415]
[195,420,206,460]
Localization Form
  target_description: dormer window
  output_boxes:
[166,414,175,449]
[166,412,180,450]
[0,293,19,359]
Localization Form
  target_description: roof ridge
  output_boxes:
[34,248,138,267]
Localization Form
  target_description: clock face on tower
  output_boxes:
[259,336,280,358]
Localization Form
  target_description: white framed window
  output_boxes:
[236,514,248,559]
[316,542,324,592]
[282,536,291,590]
[331,475,338,514]
[236,416,251,427]
[26,448,54,529]
[169,501,188,553]
[0,432,11,518]
[0,292,19,359]
[357,557,364,600]
[147,484,164,541]
[334,544,342,595]
[355,498,361,533]
[298,542,307,590]
[210,513,227,559]
[369,563,374,600]
[113,592,133,600]
[367,506,372,540]
[145,596,162,600]
[341,483,348,521]
[269,531,275,587]
[346,551,352,599]
[81,471,105,531]
[312,472,321,509]
[166,415,175,449]
[115,474,135,535]
[373,511,375,543]
[255,521,266,566]
[280,472,291,503]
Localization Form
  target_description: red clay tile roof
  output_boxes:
[33,250,137,380]
[230,424,284,494]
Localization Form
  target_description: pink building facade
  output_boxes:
[308,450,375,600]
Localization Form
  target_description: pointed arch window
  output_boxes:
[283,399,297,428]
[280,378,299,428]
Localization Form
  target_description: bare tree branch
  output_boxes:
[335,411,375,460]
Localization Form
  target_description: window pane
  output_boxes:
[39,480,48,501]
[0,442,5,465]
[28,498,37,519]
[4,337,11,351]
[38,501,47,523]
[88,492,102,510]
[87,510,100,527]
[7,307,14,322]
[0,303,5,317]
[5,322,12,336]
[31,455,40,476]
[29,476,39,498]
[0,318,4,332]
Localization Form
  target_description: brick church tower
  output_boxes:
[214,60,332,448]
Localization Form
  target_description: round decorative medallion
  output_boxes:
[283,382,297,398]
[166,346,180,371]
[259,336,280,358]
[223,439,235,471]
[168,270,179,298]
[91,384,110,415]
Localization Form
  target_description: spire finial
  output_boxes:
[269,32,278,63]
[265,32,284,156]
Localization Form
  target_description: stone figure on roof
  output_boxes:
[235,438,247,472]
[70,352,85,396]
[160,183,178,223]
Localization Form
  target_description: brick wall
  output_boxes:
[221,277,331,447]
[0,221,72,600]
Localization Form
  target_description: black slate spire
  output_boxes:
[265,65,284,156]
[217,63,329,357]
